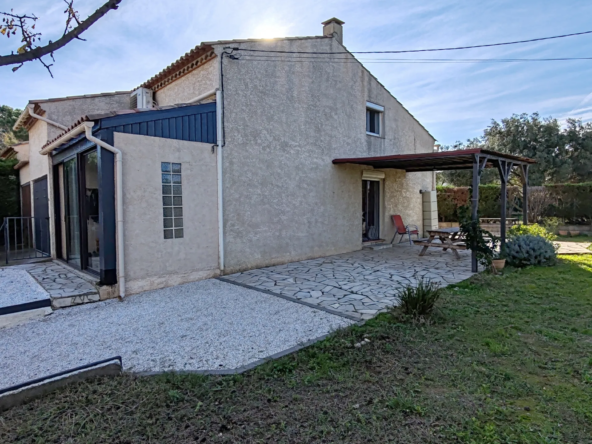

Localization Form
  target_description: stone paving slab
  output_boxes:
[15,262,98,306]
[225,244,475,320]
[555,241,591,255]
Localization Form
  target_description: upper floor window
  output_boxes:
[366,102,384,137]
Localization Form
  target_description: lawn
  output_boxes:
[1,256,592,443]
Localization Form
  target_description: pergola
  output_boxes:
[333,148,537,272]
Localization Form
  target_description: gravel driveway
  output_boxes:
[0,268,49,309]
[0,279,353,390]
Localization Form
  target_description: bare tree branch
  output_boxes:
[0,0,121,68]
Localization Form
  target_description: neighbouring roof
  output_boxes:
[13,91,131,131]
[333,148,536,172]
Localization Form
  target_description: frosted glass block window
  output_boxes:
[161,162,183,239]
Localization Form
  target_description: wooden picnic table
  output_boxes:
[479,217,518,226]
[413,227,466,259]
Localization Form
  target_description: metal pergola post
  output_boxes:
[521,164,530,225]
[497,160,513,245]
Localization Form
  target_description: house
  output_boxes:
[12,18,437,299]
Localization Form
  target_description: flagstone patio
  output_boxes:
[223,244,475,320]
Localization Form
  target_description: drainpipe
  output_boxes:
[216,89,225,273]
[83,122,126,298]
[27,105,68,131]
[188,88,218,104]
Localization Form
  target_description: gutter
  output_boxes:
[26,105,68,131]
[39,121,126,299]
[188,88,218,104]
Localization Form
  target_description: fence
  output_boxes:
[1,217,51,264]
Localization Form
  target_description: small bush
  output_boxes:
[397,280,442,319]
[505,235,558,268]
[508,223,556,241]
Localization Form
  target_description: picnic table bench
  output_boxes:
[412,227,466,259]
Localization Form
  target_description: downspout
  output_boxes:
[83,122,126,298]
[216,89,224,273]
[27,105,68,131]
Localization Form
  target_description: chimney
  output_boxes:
[322,18,345,45]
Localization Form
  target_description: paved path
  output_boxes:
[12,262,100,308]
[0,279,353,390]
[224,244,475,320]
[556,241,591,255]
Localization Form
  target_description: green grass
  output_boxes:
[2,256,592,443]
[556,234,592,244]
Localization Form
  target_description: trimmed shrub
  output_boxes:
[508,223,556,241]
[397,280,442,318]
[505,235,557,268]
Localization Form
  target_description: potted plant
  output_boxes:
[492,247,506,271]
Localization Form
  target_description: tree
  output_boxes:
[1,0,122,76]
[484,113,565,185]
[438,113,592,186]
[0,105,28,151]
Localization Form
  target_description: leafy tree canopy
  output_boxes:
[438,113,592,186]
[0,104,28,151]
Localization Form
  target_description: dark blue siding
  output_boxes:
[98,102,216,144]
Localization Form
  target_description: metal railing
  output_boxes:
[1,217,51,264]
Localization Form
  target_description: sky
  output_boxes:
[1,0,591,145]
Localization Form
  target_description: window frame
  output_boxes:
[161,162,184,240]
[366,101,384,137]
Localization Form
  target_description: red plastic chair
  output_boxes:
[390,215,420,245]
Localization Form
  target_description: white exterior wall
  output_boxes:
[215,37,435,273]
[114,132,219,295]
[155,59,218,106]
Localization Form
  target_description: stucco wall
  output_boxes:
[18,164,30,185]
[27,120,50,184]
[114,132,219,294]
[42,93,130,141]
[216,37,434,273]
[155,59,219,106]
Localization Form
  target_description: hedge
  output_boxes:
[437,183,592,223]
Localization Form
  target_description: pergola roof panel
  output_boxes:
[332,148,535,172]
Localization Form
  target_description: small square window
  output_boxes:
[163,196,173,207]
[172,163,182,173]
[173,207,183,217]
[164,229,174,239]
[174,217,183,228]
[172,174,182,184]
[162,173,172,184]
[173,185,182,195]
[174,229,184,238]
[161,163,171,173]
[162,185,172,195]
[163,218,174,229]
[163,207,173,218]
[173,196,182,206]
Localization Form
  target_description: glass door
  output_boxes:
[83,150,100,273]
[362,180,380,241]
[64,157,81,268]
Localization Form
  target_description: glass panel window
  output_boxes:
[161,162,183,239]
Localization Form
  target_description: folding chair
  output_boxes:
[390,215,420,245]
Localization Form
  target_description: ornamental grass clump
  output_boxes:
[397,279,443,319]
[505,234,558,268]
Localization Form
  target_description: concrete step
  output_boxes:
[363,243,393,251]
